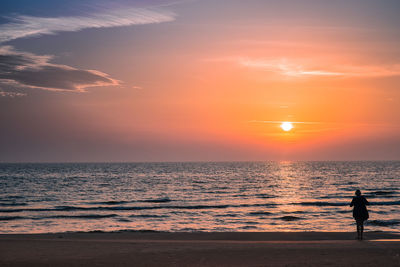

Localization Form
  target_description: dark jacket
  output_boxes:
[350,195,369,221]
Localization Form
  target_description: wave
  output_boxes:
[294,201,400,207]
[0,202,27,206]
[55,206,90,211]
[370,201,400,206]
[0,214,118,221]
[1,199,398,214]
[0,216,25,221]
[88,201,131,205]
[117,218,131,222]
[215,213,238,217]
[205,191,231,194]
[0,203,277,213]
[240,225,258,229]
[295,202,347,207]
[248,211,272,216]
[316,195,347,199]
[283,211,307,214]
[337,210,351,214]
[43,214,118,219]
[0,195,24,200]
[141,198,171,203]
[86,198,172,205]
[279,216,303,221]
[255,194,274,199]
[368,191,397,196]
[129,214,169,218]
[64,229,164,234]
[0,208,29,213]
[367,220,400,226]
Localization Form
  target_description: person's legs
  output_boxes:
[359,221,364,240]
[356,220,362,240]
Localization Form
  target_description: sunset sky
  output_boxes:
[1,0,399,162]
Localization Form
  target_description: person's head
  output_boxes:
[355,189,361,196]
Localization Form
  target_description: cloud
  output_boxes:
[240,59,343,77]
[0,6,176,94]
[0,90,26,97]
[249,120,322,125]
[0,7,176,43]
[0,46,119,92]
[240,58,400,78]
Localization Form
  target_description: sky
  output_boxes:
[0,0,400,162]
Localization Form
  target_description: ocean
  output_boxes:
[0,161,399,233]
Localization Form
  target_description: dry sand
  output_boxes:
[1,231,399,266]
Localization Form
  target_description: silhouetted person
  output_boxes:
[350,189,369,240]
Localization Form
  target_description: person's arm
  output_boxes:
[364,196,369,205]
[350,198,354,207]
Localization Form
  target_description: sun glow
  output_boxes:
[280,122,293,132]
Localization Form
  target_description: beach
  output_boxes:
[1,231,399,266]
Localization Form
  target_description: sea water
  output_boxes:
[0,161,399,233]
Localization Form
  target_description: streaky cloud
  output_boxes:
[0,8,176,43]
[0,46,119,92]
[0,7,176,94]
[240,58,400,78]
[240,58,343,77]
[249,120,323,125]
[0,90,26,97]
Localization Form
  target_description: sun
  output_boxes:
[280,121,293,132]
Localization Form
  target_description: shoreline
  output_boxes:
[1,230,400,238]
[1,229,399,236]
[1,231,400,266]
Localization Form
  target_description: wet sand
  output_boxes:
[1,232,400,266]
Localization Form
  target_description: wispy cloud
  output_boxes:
[0,90,26,97]
[240,58,344,77]
[240,58,400,78]
[0,8,176,43]
[0,46,119,92]
[249,120,322,125]
[0,7,176,95]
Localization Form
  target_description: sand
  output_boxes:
[1,231,400,266]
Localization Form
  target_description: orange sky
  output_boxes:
[0,0,399,162]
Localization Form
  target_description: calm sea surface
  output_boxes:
[0,161,399,233]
